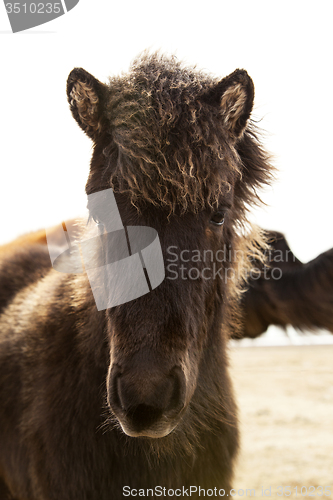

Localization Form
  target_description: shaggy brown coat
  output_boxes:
[0,53,272,500]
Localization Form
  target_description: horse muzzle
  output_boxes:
[107,362,186,438]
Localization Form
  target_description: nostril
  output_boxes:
[116,376,127,411]
[108,364,123,411]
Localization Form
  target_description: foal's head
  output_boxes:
[67,53,271,438]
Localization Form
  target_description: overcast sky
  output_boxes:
[1,0,332,268]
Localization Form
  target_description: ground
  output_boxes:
[229,345,333,499]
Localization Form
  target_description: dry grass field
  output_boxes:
[229,345,333,499]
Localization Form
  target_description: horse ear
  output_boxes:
[204,69,254,140]
[67,68,108,140]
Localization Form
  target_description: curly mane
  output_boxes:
[99,53,272,217]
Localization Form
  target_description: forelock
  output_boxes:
[102,53,242,213]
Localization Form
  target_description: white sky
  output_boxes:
[1,0,333,267]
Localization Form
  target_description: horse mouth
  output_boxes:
[118,419,179,438]
[110,403,185,439]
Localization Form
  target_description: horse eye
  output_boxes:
[210,211,226,226]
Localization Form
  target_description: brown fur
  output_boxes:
[0,53,273,500]
[11,225,332,340]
